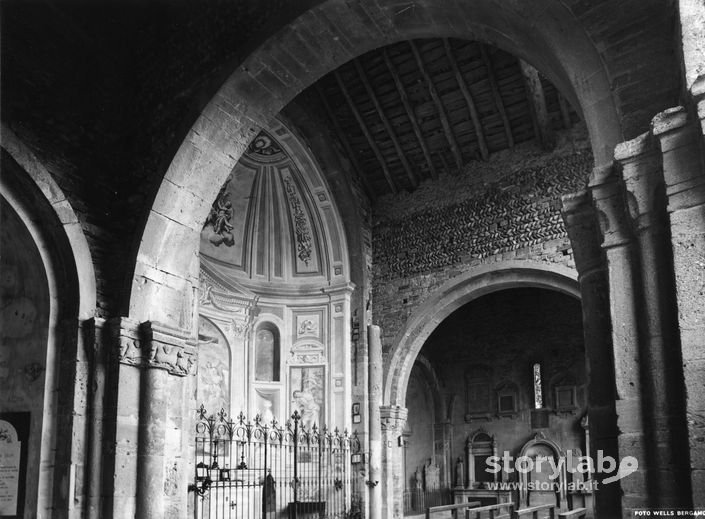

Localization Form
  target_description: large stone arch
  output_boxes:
[1,135,94,517]
[382,261,580,407]
[1,125,96,318]
[128,0,620,326]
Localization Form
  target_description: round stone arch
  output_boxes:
[383,261,580,408]
[128,0,620,326]
[1,134,95,516]
[1,125,96,318]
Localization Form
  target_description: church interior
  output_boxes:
[1,1,704,518]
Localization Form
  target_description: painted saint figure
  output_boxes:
[292,389,320,429]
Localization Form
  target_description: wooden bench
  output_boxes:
[425,501,482,519]
[515,504,556,519]
[428,502,515,519]
[557,508,587,518]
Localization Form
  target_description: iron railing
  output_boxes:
[191,405,361,519]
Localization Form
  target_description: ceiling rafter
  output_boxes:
[409,40,464,173]
[479,44,515,149]
[519,60,555,150]
[443,38,489,161]
[382,48,439,181]
[353,58,418,189]
[314,84,377,202]
[333,70,398,194]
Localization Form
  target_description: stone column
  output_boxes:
[79,317,109,519]
[138,322,195,519]
[652,107,705,506]
[368,325,383,519]
[104,317,142,519]
[616,132,692,505]
[104,318,196,519]
[560,191,620,517]
[380,406,408,519]
[588,165,649,512]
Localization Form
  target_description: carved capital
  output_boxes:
[109,318,196,377]
[615,132,665,229]
[108,317,143,367]
[142,321,197,377]
[651,106,705,212]
[588,165,632,249]
[380,406,408,433]
[560,190,605,278]
[652,106,690,140]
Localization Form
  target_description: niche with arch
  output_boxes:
[465,429,498,488]
[518,432,566,509]
[254,322,281,382]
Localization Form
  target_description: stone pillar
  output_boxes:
[615,132,692,505]
[588,165,649,512]
[368,325,383,519]
[560,191,620,517]
[652,107,705,506]
[79,317,109,519]
[104,318,196,519]
[380,406,408,519]
[104,318,142,519]
[136,354,168,518]
[139,322,195,519]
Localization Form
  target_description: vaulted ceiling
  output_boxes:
[304,38,580,199]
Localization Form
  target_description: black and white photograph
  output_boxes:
[1,1,704,518]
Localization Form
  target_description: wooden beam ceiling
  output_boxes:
[520,60,555,150]
[353,58,418,189]
[479,44,515,149]
[443,38,489,161]
[314,83,377,201]
[333,70,398,194]
[307,38,580,199]
[382,48,439,180]
[409,40,464,173]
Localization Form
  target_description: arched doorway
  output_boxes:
[1,144,92,517]
[382,264,584,517]
[402,287,587,513]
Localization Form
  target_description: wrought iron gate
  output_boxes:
[191,405,361,519]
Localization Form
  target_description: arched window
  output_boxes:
[533,362,543,409]
[255,323,280,381]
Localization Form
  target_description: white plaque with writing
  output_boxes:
[0,420,20,515]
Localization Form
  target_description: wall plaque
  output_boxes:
[0,413,29,518]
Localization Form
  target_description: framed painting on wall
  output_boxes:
[290,365,325,430]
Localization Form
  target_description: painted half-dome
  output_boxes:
[200,119,348,293]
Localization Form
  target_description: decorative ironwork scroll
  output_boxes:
[191,406,361,519]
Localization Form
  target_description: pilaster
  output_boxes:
[380,406,408,519]
[101,317,196,519]
[615,132,692,506]
[652,106,705,506]
[368,325,383,519]
[588,164,649,512]
[560,191,620,518]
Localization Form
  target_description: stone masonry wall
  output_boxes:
[371,130,592,353]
